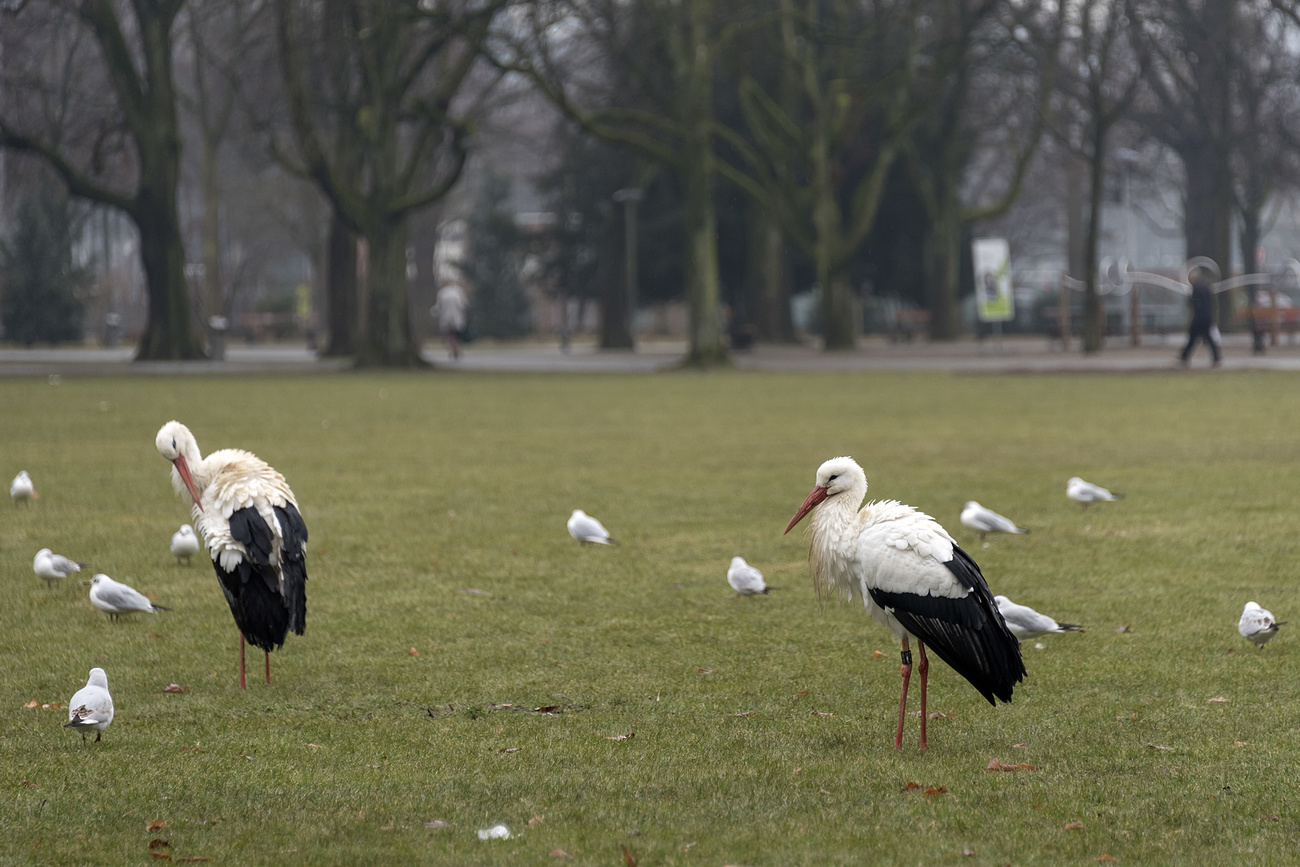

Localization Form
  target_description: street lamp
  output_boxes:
[613,188,643,342]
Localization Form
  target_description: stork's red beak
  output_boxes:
[173,455,204,512]
[784,485,828,534]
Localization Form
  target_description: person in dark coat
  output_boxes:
[1179,268,1221,366]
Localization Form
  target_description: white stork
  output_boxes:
[960,501,1029,541]
[171,524,201,565]
[155,421,308,689]
[785,457,1025,750]
[994,595,1083,642]
[1239,601,1285,648]
[64,668,114,744]
[1066,477,1123,508]
[10,470,35,506]
[567,509,617,545]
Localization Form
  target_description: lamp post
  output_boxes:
[613,188,643,342]
[1116,148,1141,346]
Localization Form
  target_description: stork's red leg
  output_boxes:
[917,641,930,751]
[239,634,247,690]
[895,638,912,750]
[265,651,271,685]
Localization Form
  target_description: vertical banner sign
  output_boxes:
[972,237,1014,322]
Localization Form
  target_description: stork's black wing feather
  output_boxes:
[868,545,1025,706]
[213,506,304,653]
[274,504,308,636]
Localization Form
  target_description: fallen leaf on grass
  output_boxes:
[729,711,758,717]
[39,703,63,709]
[900,782,922,792]
[1098,855,1117,862]
[498,747,520,754]
[423,820,449,830]
[929,712,955,719]
[1262,813,1279,822]
[1146,744,1173,751]
[1115,625,1131,634]
[146,633,165,639]
[146,820,166,832]
[986,759,1038,772]
[426,705,454,718]
[812,711,833,717]
[871,651,886,658]
[149,840,171,849]
[1011,743,1027,748]
[1207,697,1229,703]
[550,849,571,859]
[607,732,635,741]
[923,786,947,798]
[961,849,976,857]
[1064,821,1085,830]
[20,780,35,788]
[697,669,715,675]
[176,858,215,863]
[622,843,637,867]
[162,684,188,694]
[460,588,490,596]
[23,700,38,709]
[529,815,544,826]
[408,648,420,657]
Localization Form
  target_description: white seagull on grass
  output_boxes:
[65,668,114,744]
[960,501,1029,540]
[994,595,1083,642]
[10,470,35,505]
[1067,477,1123,508]
[34,548,84,589]
[170,524,201,564]
[1239,601,1284,648]
[88,574,168,621]
[567,510,617,545]
[727,556,771,595]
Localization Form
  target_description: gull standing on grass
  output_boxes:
[88,574,169,621]
[155,421,308,689]
[10,470,35,505]
[727,556,772,595]
[1239,601,1285,648]
[34,548,84,589]
[994,595,1083,642]
[65,668,114,744]
[171,524,201,564]
[1066,476,1124,508]
[567,510,618,545]
[784,456,1024,751]
[960,501,1030,541]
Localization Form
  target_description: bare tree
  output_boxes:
[0,0,204,359]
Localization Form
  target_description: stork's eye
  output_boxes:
[828,474,838,482]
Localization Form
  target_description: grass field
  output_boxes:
[3,369,1300,865]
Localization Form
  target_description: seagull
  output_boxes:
[33,548,84,589]
[727,556,772,595]
[1239,601,1285,648]
[567,509,617,545]
[785,456,1024,751]
[65,668,114,744]
[960,501,1029,540]
[1067,477,1123,508]
[170,524,201,565]
[994,595,1083,642]
[10,470,35,505]
[88,574,169,621]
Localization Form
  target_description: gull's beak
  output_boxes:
[784,485,828,534]
[173,455,204,512]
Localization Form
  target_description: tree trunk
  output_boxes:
[1082,128,1107,354]
[199,131,224,357]
[682,153,727,364]
[750,209,793,342]
[925,200,961,340]
[599,206,633,348]
[135,180,205,360]
[1182,139,1233,326]
[357,218,420,367]
[323,214,357,356]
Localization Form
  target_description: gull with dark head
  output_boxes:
[567,509,617,545]
[156,421,308,688]
[994,595,1082,642]
[1239,601,1284,648]
[960,501,1029,541]
[171,524,201,565]
[10,470,35,506]
[727,556,771,595]
[65,668,114,744]
[785,456,1024,750]
[1067,477,1123,508]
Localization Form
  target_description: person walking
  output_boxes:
[1179,267,1221,367]
[431,282,469,360]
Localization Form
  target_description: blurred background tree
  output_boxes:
[0,181,88,345]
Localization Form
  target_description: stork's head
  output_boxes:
[87,668,109,689]
[784,456,866,534]
[155,421,204,511]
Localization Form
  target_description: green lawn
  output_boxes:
[2,369,1299,865]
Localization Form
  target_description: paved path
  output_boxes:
[3,334,1298,376]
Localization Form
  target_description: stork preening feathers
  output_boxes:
[156,421,308,689]
[785,457,1025,750]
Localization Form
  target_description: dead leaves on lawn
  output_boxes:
[899,781,947,797]
[986,759,1039,772]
